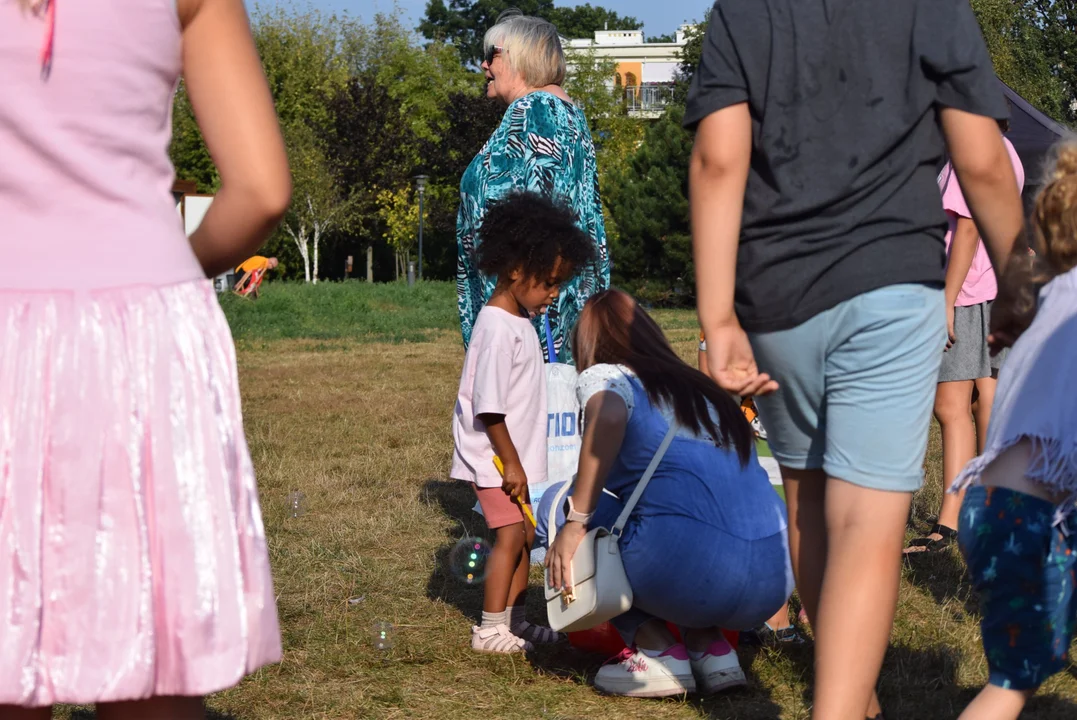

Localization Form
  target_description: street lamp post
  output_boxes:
[414,175,429,281]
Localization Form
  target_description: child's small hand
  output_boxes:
[501,461,528,499]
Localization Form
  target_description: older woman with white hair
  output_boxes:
[456,10,610,364]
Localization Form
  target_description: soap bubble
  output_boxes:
[287,491,306,518]
[372,621,395,651]
[449,536,491,585]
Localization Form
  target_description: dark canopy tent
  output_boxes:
[1000,81,1071,209]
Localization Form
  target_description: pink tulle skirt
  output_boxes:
[0,280,281,707]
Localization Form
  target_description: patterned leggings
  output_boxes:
[959,486,1077,691]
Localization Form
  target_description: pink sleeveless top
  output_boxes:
[0,0,204,291]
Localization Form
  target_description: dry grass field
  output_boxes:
[56,283,1077,719]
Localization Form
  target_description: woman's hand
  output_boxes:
[704,320,779,396]
[545,520,588,592]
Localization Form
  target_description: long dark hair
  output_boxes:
[572,289,754,466]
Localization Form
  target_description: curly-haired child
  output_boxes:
[954,143,1077,720]
[450,191,596,653]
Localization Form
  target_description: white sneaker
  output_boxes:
[593,645,696,698]
[471,624,533,654]
[690,638,746,695]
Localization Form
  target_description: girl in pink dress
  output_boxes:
[0,0,291,717]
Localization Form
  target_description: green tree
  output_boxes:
[279,122,360,284]
[420,0,554,66]
[325,12,483,282]
[547,4,639,40]
[563,48,642,191]
[170,81,216,191]
[972,0,1071,122]
[603,105,695,304]
[252,8,351,134]
[419,0,638,65]
[672,9,709,104]
[375,186,421,279]
[1018,0,1076,122]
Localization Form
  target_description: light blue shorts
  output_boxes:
[748,283,946,492]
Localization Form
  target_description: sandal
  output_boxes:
[903,523,957,555]
[740,623,805,647]
[512,620,566,645]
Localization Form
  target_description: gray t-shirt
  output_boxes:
[684,0,1008,332]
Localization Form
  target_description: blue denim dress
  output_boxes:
[545,364,794,643]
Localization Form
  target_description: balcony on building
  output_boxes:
[564,24,694,119]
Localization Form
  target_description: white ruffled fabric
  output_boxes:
[0,280,280,706]
[952,267,1077,525]
[576,363,726,444]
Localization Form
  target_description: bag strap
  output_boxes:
[543,313,558,364]
[545,421,678,547]
[545,473,575,545]
[611,423,678,538]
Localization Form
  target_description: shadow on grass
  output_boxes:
[903,544,982,622]
[422,478,489,626]
[420,479,786,716]
[421,479,604,683]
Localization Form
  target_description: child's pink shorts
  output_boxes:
[474,485,530,529]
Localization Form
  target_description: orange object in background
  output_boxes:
[235,266,266,297]
[741,396,759,424]
[568,621,739,656]
[237,255,270,274]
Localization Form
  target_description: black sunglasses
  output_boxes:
[484,45,503,65]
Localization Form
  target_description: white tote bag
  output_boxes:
[533,314,581,511]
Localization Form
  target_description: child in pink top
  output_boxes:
[451,192,595,654]
[1,0,290,716]
[906,121,1026,554]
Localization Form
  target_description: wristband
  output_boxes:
[566,496,594,524]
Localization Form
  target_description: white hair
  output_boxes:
[483,11,566,87]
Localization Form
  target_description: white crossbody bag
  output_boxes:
[543,423,678,633]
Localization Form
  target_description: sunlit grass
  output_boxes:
[52,292,1077,719]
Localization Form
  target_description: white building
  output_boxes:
[564,26,694,119]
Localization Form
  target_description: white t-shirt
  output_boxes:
[451,306,548,489]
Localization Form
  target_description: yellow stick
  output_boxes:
[493,456,537,527]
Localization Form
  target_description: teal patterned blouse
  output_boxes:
[457,91,610,364]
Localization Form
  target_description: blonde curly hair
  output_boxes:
[1032,142,1077,278]
[994,142,1077,333]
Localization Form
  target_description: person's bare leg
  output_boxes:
[506,519,534,609]
[906,381,974,553]
[781,468,827,625]
[484,522,526,614]
[812,478,911,720]
[683,626,726,653]
[972,376,997,453]
[765,602,792,630]
[936,381,977,534]
[97,696,206,720]
[958,686,1033,720]
[784,469,883,717]
[0,706,51,720]
[633,618,678,652]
